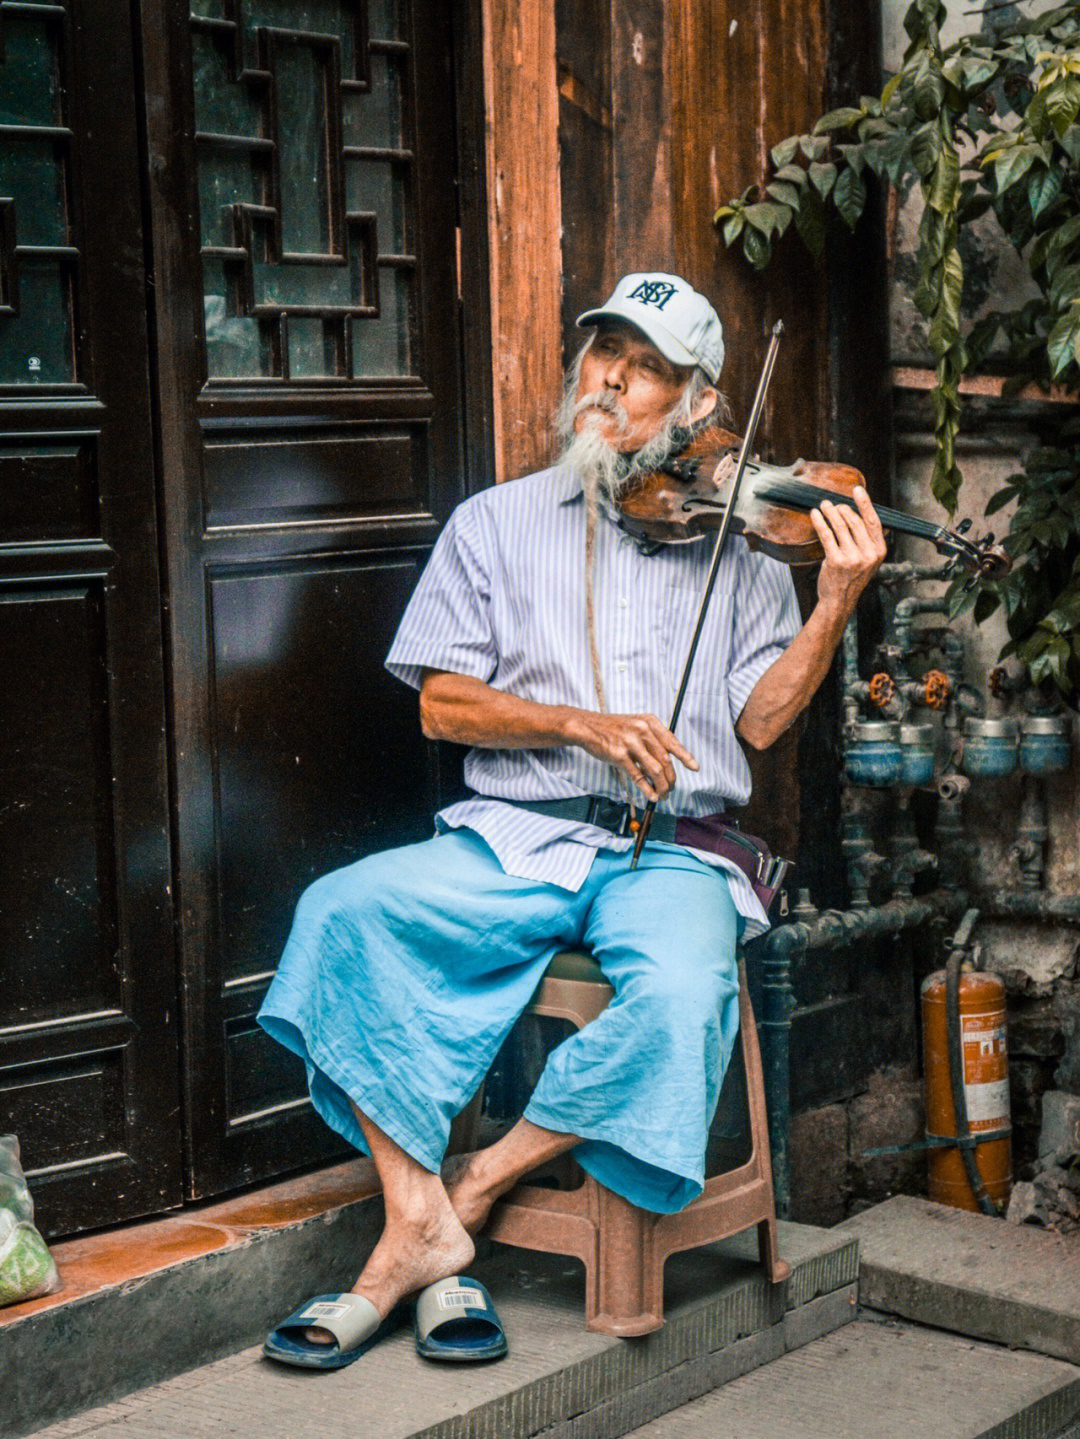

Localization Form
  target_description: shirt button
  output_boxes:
[618,597,628,608]
[617,661,628,673]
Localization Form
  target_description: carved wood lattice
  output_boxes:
[190,0,415,381]
[0,0,78,387]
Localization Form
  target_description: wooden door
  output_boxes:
[0,0,180,1237]
[140,0,473,1198]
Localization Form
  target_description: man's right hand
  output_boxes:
[563,711,698,802]
[420,671,698,803]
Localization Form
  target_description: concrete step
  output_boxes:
[838,1196,1080,1363]
[16,1225,857,1439]
[622,1318,1080,1439]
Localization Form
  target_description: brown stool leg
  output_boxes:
[447,1084,484,1156]
[757,1214,790,1283]
[587,1182,664,1336]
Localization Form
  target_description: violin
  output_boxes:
[617,424,1011,579]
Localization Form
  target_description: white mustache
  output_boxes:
[574,391,628,430]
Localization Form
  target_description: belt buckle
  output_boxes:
[585,796,604,829]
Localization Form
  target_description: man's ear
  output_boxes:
[691,387,719,424]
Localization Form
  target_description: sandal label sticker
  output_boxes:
[437,1288,484,1311]
[302,1301,351,1319]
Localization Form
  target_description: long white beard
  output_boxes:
[554,389,693,517]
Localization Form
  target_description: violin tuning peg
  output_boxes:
[957,518,973,535]
[981,531,995,548]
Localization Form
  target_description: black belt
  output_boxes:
[488,794,789,914]
[496,794,682,840]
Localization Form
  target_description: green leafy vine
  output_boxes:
[715,0,1080,701]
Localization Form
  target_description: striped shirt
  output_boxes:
[386,464,802,938]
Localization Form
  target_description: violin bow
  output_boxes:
[629,320,785,869]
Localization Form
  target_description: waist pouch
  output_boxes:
[489,795,789,913]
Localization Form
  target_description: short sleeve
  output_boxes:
[726,550,802,725]
[385,500,498,691]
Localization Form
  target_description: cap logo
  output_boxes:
[628,279,678,311]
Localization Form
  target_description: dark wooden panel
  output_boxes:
[225,1016,309,1128]
[203,426,421,528]
[0,583,117,1026]
[208,554,435,989]
[142,0,477,1199]
[0,433,98,541]
[0,1050,125,1174]
[0,0,181,1237]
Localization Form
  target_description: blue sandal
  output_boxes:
[263,1293,406,1369]
[414,1277,508,1362]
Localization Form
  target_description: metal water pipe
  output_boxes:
[750,889,966,1216]
[889,792,938,898]
[982,890,1080,922]
[877,560,953,587]
[1010,777,1050,891]
[939,630,986,723]
[892,594,949,677]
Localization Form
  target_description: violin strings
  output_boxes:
[754,480,945,542]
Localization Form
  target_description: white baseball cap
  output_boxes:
[576,272,725,382]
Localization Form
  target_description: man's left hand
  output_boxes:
[810,486,887,619]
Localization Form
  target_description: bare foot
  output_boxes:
[443,1153,501,1237]
[305,1185,474,1344]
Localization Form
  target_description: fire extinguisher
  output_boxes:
[921,908,1012,1215]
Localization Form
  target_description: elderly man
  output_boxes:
[259,272,886,1366]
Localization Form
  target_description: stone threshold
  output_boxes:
[1,1161,858,1439]
[839,1195,1080,1365]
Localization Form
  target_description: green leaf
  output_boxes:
[928,146,960,214]
[813,106,865,134]
[932,453,964,515]
[973,589,1002,624]
[929,250,964,353]
[794,189,827,258]
[722,213,744,246]
[878,131,913,184]
[912,60,945,120]
[910,121,942,176]
[743,201,792,239]
[799,134,831,161]
[1047,307,1080,376]
[743,226,772,270]
[1029,165,1064,220]
[836,143,867,175]
[1047,213,1080,267]
[1044,72,1080,138]
[948,582,979,621]
[881,71,903,107]
[994,145,1038,192]
[773,164,809,186]
[834,165,867,230]
[1060,127,1080,165]
[984,485,1019,516]
[1049,261,1080,309]
[770,135,800,169]
[808,160,837,198]
[1027,86,1052,141]
[766,180,803,208]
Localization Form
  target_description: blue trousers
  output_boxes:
[258,828,741,1213]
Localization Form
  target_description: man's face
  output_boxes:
[573,322,695,452]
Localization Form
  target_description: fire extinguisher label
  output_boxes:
[961,1017,1010,1128]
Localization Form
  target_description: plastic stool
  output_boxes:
[482,949,789,1335]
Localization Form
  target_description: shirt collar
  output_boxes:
[554,464,585,505]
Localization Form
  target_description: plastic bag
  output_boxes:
[0,1136,61,1306]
